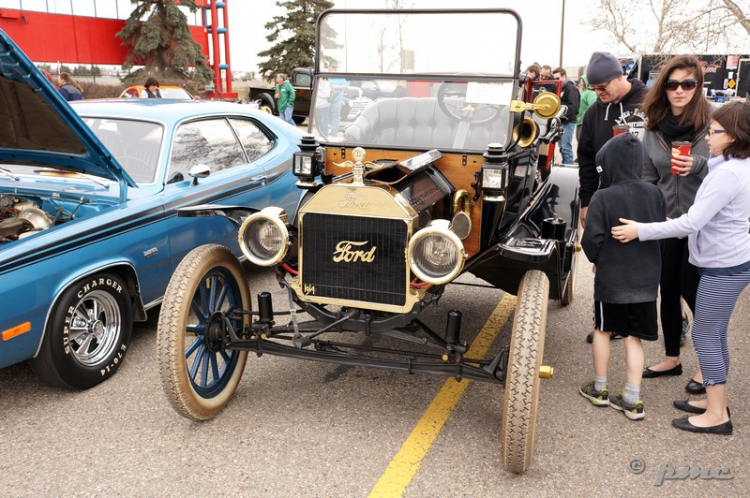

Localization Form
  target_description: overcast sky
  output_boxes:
[230,0,614,74]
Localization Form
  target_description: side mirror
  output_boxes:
[188,164,211,185]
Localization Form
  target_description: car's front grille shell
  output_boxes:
[300,213,408,306]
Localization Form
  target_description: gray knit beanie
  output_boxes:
[586,52,623,85]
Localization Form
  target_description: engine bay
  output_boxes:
[0,194,99,243]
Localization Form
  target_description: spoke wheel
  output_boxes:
[158,244,250,421]
[501,270,549,473]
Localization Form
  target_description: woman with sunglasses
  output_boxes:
[612,101,750,434]
[637,56,711,394]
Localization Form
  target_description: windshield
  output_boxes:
[313,9,521,151]
[82,118,164,184]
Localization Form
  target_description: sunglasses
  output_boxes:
[665,79,698,91]
[707,128,726,136]
[587,79,613,92]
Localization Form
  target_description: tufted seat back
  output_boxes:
[344,97,508,150]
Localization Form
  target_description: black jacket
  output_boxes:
[560,78,580,123]
[577,78,647,207]
[581,133,665,304]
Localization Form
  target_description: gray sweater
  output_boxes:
[639,155,750,269]
[642,128,709,218]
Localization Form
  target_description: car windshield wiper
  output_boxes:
[0,167,20,181]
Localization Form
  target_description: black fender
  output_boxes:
[177,204,259,229]
[467,166,579,299]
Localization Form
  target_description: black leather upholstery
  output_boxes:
[344,97,508,150]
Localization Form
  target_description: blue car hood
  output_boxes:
[0,29,136,187]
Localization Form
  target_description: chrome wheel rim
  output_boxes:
[68,290,122,366]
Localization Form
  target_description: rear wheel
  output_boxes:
[501,270,549,473]
[158,245,250,421]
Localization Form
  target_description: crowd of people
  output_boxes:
[574,51,750,436]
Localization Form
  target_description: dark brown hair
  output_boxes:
[711,101,750,160]
[553,67,567,77]
[640,55,710,132]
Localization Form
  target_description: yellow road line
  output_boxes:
[368,294,517,498]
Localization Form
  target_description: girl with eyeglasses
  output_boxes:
[636,55,712,394]
[612,101,750,435]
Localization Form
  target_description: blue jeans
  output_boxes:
[560,121,576,165]
[330,97,344,133]
[280,106,295,125]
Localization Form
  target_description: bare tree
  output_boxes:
[585,0,750,54]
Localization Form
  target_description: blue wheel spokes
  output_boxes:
[185,337,204,359]
[189,343,205,380]
[200,350,210,388]
[186,268,243,397]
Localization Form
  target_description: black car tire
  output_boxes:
[158,244,250,421]
[292,115,306,125]
[30,272,133,390]
[501,270,549,473]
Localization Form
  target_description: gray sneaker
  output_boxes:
[579,380,610,406]
[609,392,645,420]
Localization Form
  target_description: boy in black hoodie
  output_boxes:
[579,133,665,420]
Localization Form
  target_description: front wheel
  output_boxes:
[501,270,549,473]
[158,244,250,421]
[30,272,133,389]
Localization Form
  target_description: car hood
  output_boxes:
[0,29,136,187]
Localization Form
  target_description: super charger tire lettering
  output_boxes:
[30,272,132,389]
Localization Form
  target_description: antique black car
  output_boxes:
[157,8,580,473]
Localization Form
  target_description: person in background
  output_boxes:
[553,67,580,165]
[612,101,750,435]
[540,65,554,80]
[638,55,711,395]
[58,72,83,101]
[144,77,162,98]
[579,133,665,421]
[525,64,540,81]
[327,63,348,137]
[576,75,596,143]
[577,51,648,344]
[275,73,296,126]
[314,77,332,140]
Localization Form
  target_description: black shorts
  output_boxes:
[593,300,658,341]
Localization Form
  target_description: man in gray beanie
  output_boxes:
[577,51,648,344]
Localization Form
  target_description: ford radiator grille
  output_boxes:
[301,213,407,306]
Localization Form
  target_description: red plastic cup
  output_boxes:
[612,124,630,136]
[671,141,692,174]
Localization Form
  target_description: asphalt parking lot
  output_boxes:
[1,255,748,496]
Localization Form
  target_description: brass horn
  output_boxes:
[512,116,539,148]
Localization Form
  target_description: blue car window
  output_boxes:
[170,119,246,181]
[228,118,273,162]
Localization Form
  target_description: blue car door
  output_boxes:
[164,116,274,270]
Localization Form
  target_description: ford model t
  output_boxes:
[157,8,580,473]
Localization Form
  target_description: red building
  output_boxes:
[0,0,235,98]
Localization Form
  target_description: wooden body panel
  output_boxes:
[324,148,484,257]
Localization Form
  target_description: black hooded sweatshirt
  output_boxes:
[581,133,665,304]
[577,78,647,207]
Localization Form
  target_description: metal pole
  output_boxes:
[559,0,565,67]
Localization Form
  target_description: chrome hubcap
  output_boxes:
[67,290,121,366]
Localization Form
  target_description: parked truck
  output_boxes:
[247,67,313,125]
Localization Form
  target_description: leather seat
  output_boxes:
[344,97,508,150]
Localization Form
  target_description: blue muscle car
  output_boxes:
[0,29,302,389]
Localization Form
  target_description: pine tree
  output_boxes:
[116,0,213,84]
[257,0,334,82]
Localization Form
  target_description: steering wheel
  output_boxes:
[436,81,501,125]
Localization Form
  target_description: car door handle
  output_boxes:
[250,175,266,183]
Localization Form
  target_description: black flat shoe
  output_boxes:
[642,364,683,378]
[672,416,733,435]
[673,399,706,414]
[686,378,706,394]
